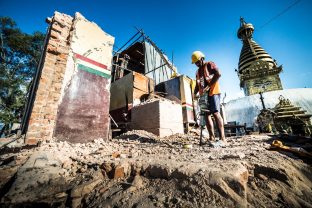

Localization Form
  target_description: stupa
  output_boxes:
[237,17,283,96]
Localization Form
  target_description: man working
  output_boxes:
[192,51,226,144]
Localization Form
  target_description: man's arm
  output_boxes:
[206,62,221,86]
[194,70,200,96]
[194,82,199,95]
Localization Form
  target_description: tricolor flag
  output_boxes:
[182,102,194,111]
[75,53,111,79]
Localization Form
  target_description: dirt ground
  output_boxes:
[0,130,312,208]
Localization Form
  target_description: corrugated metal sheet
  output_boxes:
[144,42,175,85]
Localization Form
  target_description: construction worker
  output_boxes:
[192,51,226,145]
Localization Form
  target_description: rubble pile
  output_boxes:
[0,132,312,207]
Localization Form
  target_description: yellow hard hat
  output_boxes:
[191,51,205,64]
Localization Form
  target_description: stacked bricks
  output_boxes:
[130,99,184,137]
[25,12,73,145]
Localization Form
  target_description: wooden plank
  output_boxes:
[133,72,154,93]
[133,88,148,100]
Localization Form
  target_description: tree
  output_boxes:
[0,17,45,135]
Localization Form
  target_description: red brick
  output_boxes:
[58,53,68,60]
[51,23,63,33]
[41,119,49,125]
[57,40,68,48]
[44,61,57,69]
[25,137,39,145]
[44,114,55,120]
[50,30,61,39]
[42,65,56,74]
[53,86,61,93]
[40,76,49,85]
[47,45,60,55]
[56,46,68,54]
[113,166,124,179]
[35,96,47,104]
[55,60,67,66]
[45,55,57,63]
[29,113,41,119]
[49,39,59,48]
[54,15,72,28]
[61,30,70,38]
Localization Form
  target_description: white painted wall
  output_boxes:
[224,88,312,128]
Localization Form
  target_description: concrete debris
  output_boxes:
[131,99,184,137]
[71,179,102,198]
[0,132,312,207]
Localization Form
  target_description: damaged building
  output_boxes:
[20,12,197,145]
[110,31,196,136]
[1,11,312,208]
[7,13,311,146]
[21,12,115,144]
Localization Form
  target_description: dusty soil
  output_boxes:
[0,130,312,208]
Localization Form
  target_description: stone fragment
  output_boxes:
[250,181,258,190]
[71,197,82,208]
[223,153,245,160]
[130,152,139,158]
[55,192,67,199]
[0,166,18,190]
[71,179,102,198]
[128,175,144,192]
[132,175,144,188]
[112,152,120,158]
[257,174,268,181]
[92,170,105,180]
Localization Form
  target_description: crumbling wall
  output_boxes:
[25,12,114,144]
[53,13,114,143]
[131,99,184,137]
[25,12,73,145]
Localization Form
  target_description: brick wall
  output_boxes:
[25,12,73,145]
[25,12,114,144]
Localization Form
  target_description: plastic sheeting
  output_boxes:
[224,88,312,128]
[144,41,175,85]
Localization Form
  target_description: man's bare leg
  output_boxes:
[213,112,226,141]
[206,114,215,141]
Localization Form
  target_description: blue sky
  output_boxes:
[1,0,311,101]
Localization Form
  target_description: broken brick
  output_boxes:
[113,165,124,179]
[112,152,120,158]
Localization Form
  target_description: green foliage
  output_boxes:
[0,16,45,132]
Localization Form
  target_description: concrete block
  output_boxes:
[131,99,184,137]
